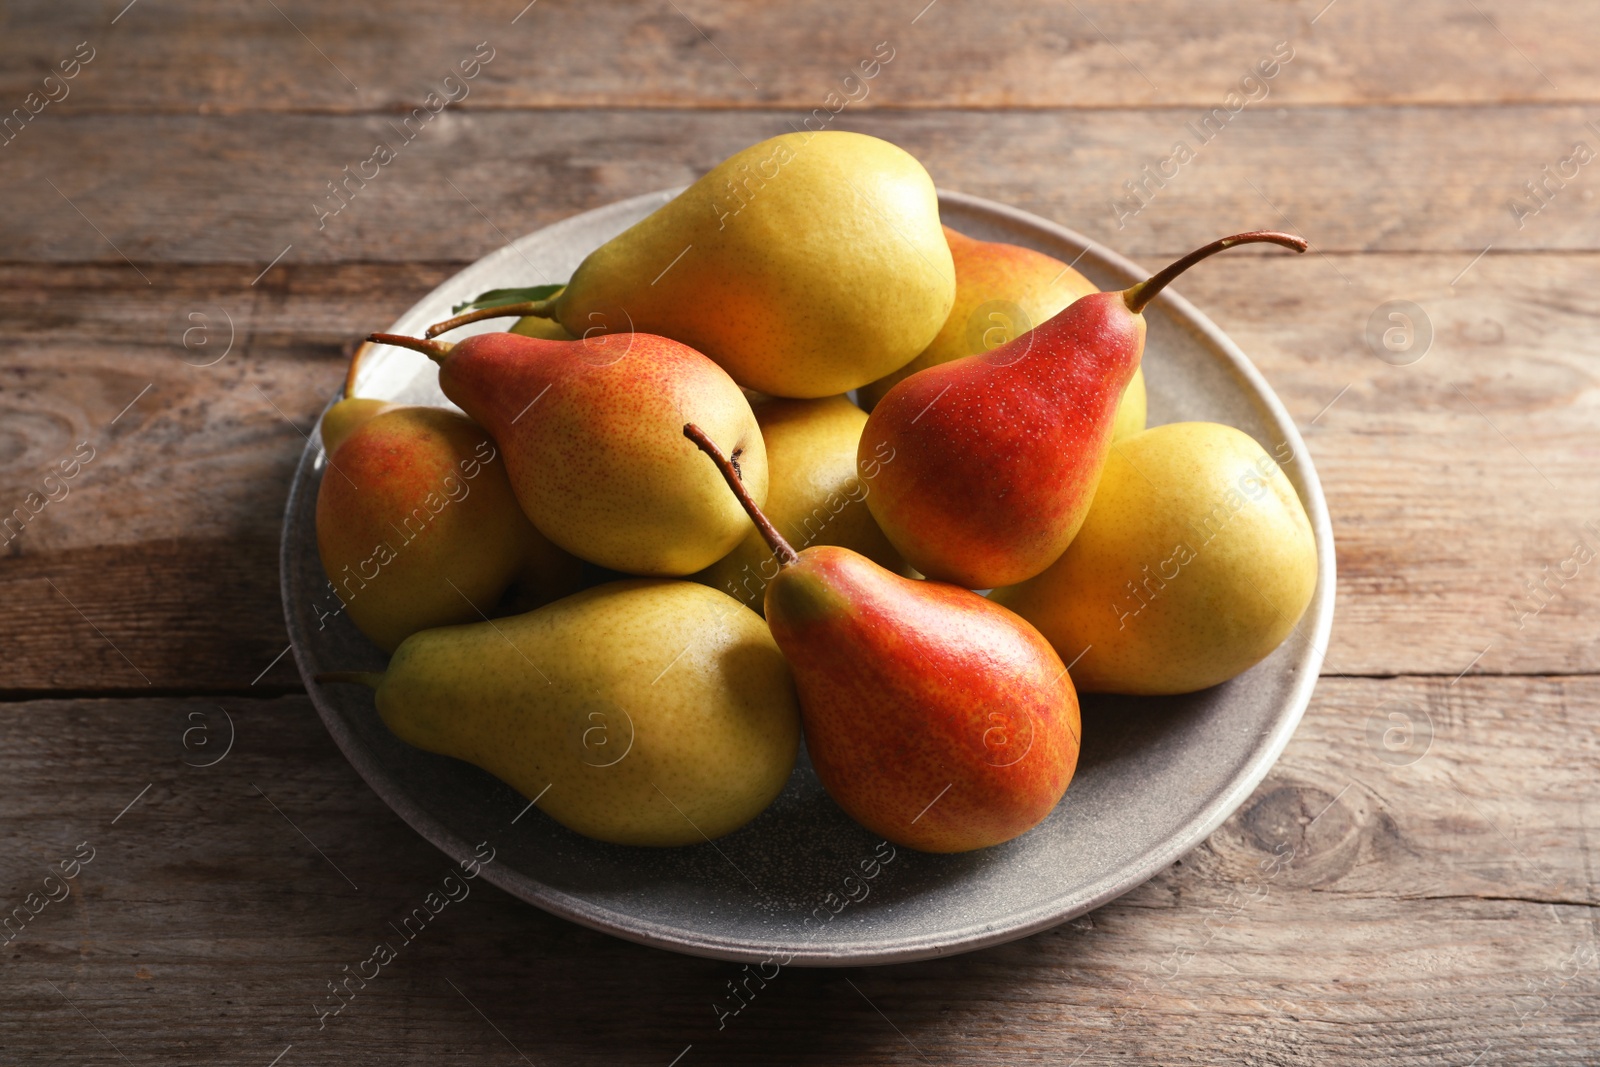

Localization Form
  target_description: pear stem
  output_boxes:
[314,671,384,690]
[1123,231,1308,314]
[426,299,556,339]
[366,332,455,364]
[683,423,799,568]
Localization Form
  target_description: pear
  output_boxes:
[994,422,1318,695]
[320,396,397,455]
[368,330,768,577]
[858,226,1146,439]
[686,424,1080,854]
[1111,362,1147,442]
[862,231,1306,590]
[318,341,399,455]
[316,407,582,652]
[693,395,903,613]
[509,297,574,341]
[320,580,801,847]
[427,132,956,399]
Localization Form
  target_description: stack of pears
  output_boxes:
[314,132,1318,858]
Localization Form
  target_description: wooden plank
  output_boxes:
[1,106,1598,270]
[2,677,1595,1064]
[0,261,451,347]
[0,1,1590,114]
[2,0,1591,1057]
[0,539,299,693]
[0,330,340,693]
[3,251,1595,689]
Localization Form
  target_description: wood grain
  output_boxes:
[4,2,1597,1060]
[3,254,1596,688]
[2,106,1598,271]
[3,677,1595,1065]
[0,1,1590,114]
[0,329,341,693]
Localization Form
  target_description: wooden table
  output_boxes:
[3,3,1596,1063]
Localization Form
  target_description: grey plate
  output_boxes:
[282,190,1336,966]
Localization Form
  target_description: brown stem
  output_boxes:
[315,671,384,690]
[426,299,556,339]
[366,332,455,364]
[1123,231,1307,314]
[683,423,799,567]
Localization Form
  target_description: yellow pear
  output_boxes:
[319,396,398,455]
[510,292,574,341]
[857,226,1145,439]
[993,422,1316,694]
[319,341,400,455]
[1110,366,1146,442]
[693,395,903,612]
[324,580,801,847]
[429,132,956,399]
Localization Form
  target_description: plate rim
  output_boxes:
[282,187,1337,967]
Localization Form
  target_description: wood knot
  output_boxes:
[1229,779,1370,886]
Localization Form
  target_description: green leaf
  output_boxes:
[451,283,566,314]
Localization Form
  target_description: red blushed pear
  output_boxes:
[368,330,767,577]
[316,406,581,652]
[860,231,1308,590]
[684,423,1081,854]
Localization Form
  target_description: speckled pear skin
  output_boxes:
[1110,361,1147,443]
[435,331,768,576]
[315,407,573,653]
[858,226,1146,436]
[861,290,1144,589]
[693,395,903,613]
[763,546,1080,853]
[546,131,956,398]
[993,422,1318,695]
[376,579,801,847]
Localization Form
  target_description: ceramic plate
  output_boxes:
[281,190,1336,966]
